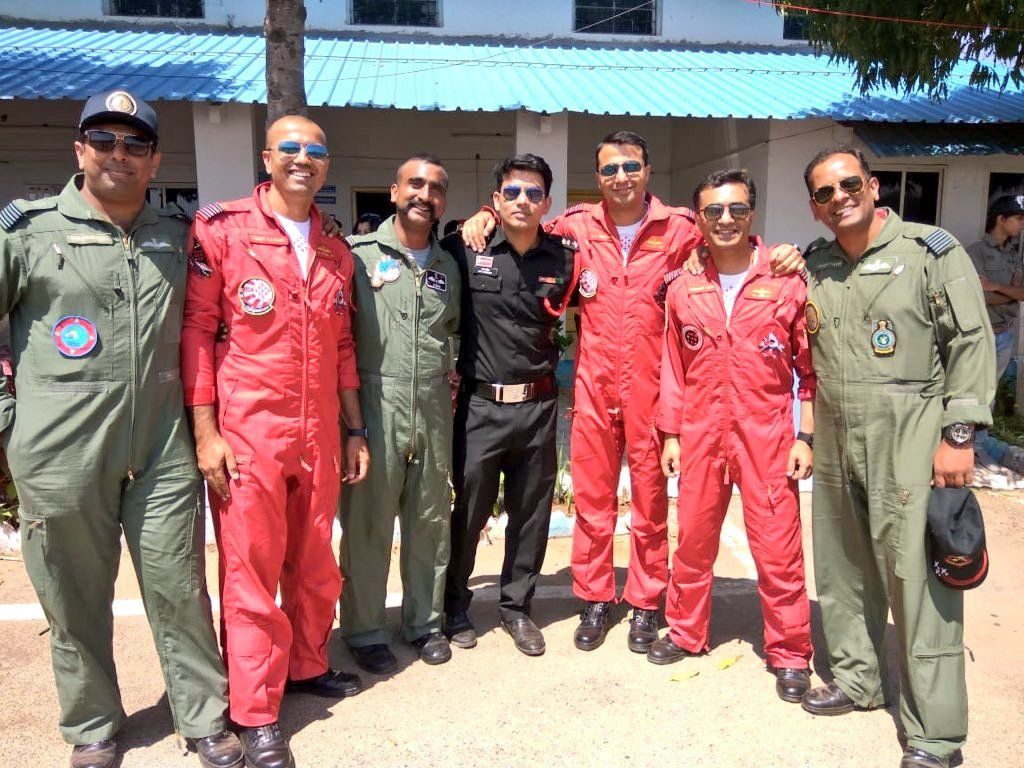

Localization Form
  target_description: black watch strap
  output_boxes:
[346,427,368,438]
[796,431,814,447]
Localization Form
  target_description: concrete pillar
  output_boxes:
[192,103,258,205]
[515,110,569,216]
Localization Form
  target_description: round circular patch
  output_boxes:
[681,324,703,351]
[578,268,598,298]
[239,277,275,316]
[105,90,138,116]
[53,315,99,358]
[805,301,821,335]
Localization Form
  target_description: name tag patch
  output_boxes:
[250,233,289,246]
[425,269,448,293]
[66,233,114,246]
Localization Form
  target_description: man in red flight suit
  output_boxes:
[656,170,814,704]
[464,131,801,654]
[182,116,369,768]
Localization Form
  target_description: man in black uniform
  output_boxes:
[442,154,576,656]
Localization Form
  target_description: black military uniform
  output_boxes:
[442,228,575,635]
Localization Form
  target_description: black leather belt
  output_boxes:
[473,375,556,403]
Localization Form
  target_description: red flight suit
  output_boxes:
[181,184,359,726]
[658,239,814,669]
[548,194,701,610]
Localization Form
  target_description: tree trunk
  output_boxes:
[265,0,308,127]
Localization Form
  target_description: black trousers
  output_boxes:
[444,390,558,623]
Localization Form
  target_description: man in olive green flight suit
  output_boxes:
[339,154,461,673]
[0,90,239,768]
[799,146,994,768]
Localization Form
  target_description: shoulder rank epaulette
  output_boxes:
[344,235,357,248]
[921,228,957,257]
[654,267,687,306]
[0,200,26,231]
[668,205,697,222]
[195,202,226,222]
[561,236,578,251]
[563,203,589,216]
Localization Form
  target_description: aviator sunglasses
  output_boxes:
[598,160,644,177]
[500,185,546,204]
[700,202,752,222]
[269,140,330,160]
[81,129,155,157]
[811,175,865,205]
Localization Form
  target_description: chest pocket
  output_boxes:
[469,273,502,293]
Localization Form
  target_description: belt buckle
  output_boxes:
[495,382,532,403]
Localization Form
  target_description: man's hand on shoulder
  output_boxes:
[683,244,709,276]
[461,208,498,253]
[768,243,805,276]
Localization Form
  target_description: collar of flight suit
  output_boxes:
[247,181,337,260]
[834,206,902,264]
[56,173,160,230]
[373,213,446,270]
[590,191,672,233]
[694,235,771,287]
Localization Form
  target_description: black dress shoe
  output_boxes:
[239,723,294,768]
[70,740,121,768]
[501,615,546,656]
[900,748,950,768]
[286,668,362,698]
[801,681,857,716]
[573,600,613,651]
[773,667,811,703]
[445,611,478,649]
[349,643,398,675]
[412,631,452,665]
[626,607,659,653]
[192,730,243,768]
[646,633,694,665]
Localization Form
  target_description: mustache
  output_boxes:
[402,200,436,218]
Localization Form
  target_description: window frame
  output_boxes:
[573,1,659,36]
[349,0,442,28]
[105,0,205,19]
[873,165,945,226]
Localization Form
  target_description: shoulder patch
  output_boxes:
[654,267,687,306]
[0,201,25,231]
[344,235,357,248]
[561,236,578,251]
[195,202,226,222]
[563,203,589,217]
[921,228,957,257]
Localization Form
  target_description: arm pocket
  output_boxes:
[944,276,983,333]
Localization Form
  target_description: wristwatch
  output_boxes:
[796,431,814,448]
[346,427,368,438]
[942,422,974,447]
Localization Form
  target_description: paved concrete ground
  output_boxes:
[1,491,1021,768]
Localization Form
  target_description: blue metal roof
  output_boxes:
[853,123,1024,156]
[1,23,1022,122]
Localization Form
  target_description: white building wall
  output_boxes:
[1,0,795,46]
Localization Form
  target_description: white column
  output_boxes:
[191,103,258,205]
[515,110,569,216]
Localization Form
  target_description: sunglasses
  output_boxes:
[269,141,330,160]
[598,160,644,177]
[81,129,154,157]
[811,176,865,205]
[500,185,546,204]
[700,203,752,222]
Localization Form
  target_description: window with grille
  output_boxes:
[575,1,656,35]
[107,0,203,17]
[875,169,942,226]
[352,0,440,26]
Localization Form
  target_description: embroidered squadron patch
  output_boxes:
[681,324,703,351]
[871,320,896,356]
[579,268,598,298]
[805,301,821,334]
[332,287,347,314]
[759,331,785,356]
[425,269,448,293]
[53,315,99,358]
[189,242,213,278]
[239,277,275,316]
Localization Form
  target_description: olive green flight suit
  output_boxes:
[339,215,461,646]
[0,177,227,744]
[805,211,994,759]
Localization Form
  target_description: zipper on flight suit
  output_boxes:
[408,259,424,463]
[121,232,139,481]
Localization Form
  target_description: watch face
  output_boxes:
[947,423,973,444]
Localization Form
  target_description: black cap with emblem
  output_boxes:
[79,89,159,142]
[926,487,989,590]
[989,194,1024,217]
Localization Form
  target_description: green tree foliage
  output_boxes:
[775,1,1024,96]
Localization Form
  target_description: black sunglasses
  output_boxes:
[81,129,154,157]
[500,185,545,204]
[700,203,752,222]
[598,160,644,178]
[269,140,330,161]
[811,176,865,205]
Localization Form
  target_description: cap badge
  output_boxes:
[105,91,138,116]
